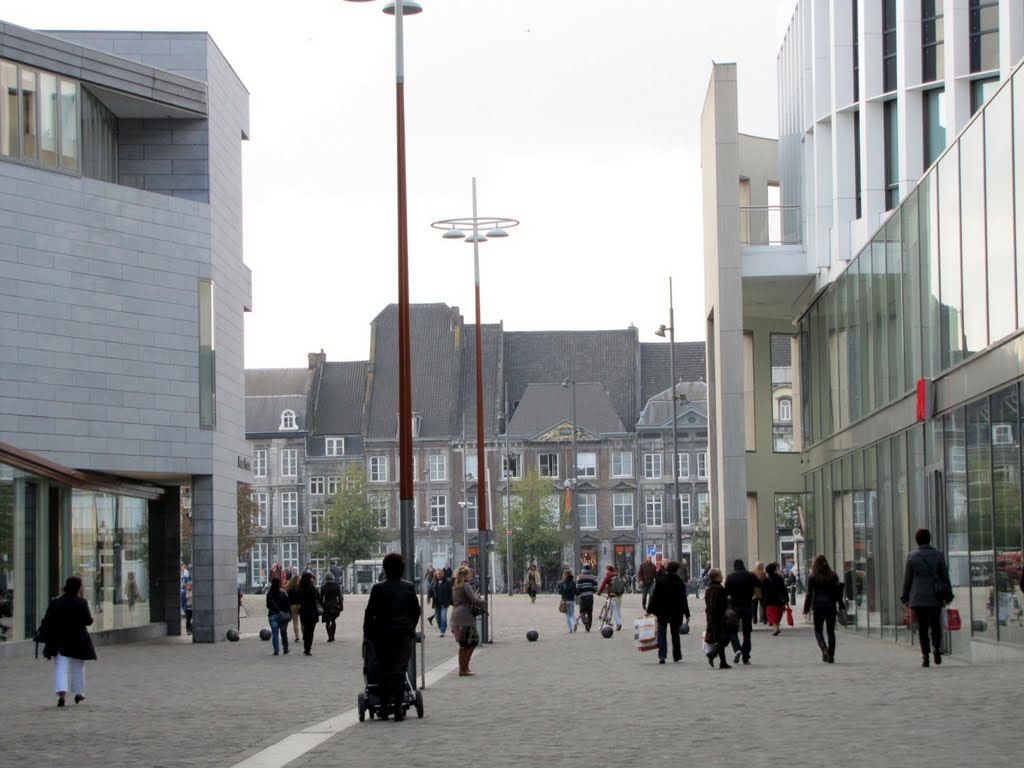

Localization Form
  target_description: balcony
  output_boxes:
[739,205,801,246]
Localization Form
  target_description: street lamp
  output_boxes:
[432,179,518,644]
[654,276,682,565]
[560,379,580,567]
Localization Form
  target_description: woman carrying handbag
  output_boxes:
[451,565,487,676]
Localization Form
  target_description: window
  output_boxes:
[992,424,1015,445]
[923,88,946,168]
[852,0,859,101]
[502,452,522,479]
[884,99,899,210]
[577,452,597,478]
[971,77,999,115]
[310,509,324,534]
[644,493,664,527]
[253,449,267,478]
[883,0,897,92]
[922,0,944,83]
[254,492,268,528]
[309,476,325,495]
[539,453,559,478]
[281,492,298,527]
[199,280,216,428]
[613,492,634,528]
[369,456,389,483]
[281,449,297,477]
[281,542,299,573]
[644,453,662,479]
[697,493,710,521]
[611,451,633,478]
[251,543,268,586]
[326,476,340,495]
[676,453,690,479]
[779,398,792,423]
[428,454,447,482]
[310,558,326,579]
[679,493,692,526]
[464,494,478,531]
[429,495,448,527]
[0,60,78,170]
[464,454,478,481]
[969,0,999,73]
[325,437,344,456]
[854,110,863,219]
[697,452,708,478]
[371,495,389,528]
[579,493,597,529]
[279,409,297,431]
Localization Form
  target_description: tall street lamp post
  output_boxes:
[560,379,580,566]
[655,277,682,564]
[432,179,518,643]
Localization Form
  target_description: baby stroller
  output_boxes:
[357,637,423,721]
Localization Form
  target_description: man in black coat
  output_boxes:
[363,552,420,721]
[724,559,759,665]
[645,560,691,663]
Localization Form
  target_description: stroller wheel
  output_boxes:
[357,693,366,722]
[415,689,424,719]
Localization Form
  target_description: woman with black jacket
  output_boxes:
[297,571,320,655]
[803,554,842,663]
[703,568,731,669]
[265,577,291,655]
[42,576,97,706]
[319,572,343,642]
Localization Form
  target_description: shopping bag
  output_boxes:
[944,607,962,631]
[702,632,715,656]
[785,605,794,626]
[633,617,658,652]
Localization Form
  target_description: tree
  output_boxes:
[495,469,563,582]
[310,463,385,572]
[179,483,260,565]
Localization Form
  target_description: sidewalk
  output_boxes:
[0,593,1015,768]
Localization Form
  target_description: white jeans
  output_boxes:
[54,653,86,695]
[611,596,623,627]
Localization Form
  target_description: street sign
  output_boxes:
[647,546,657,558]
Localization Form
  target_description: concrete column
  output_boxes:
[188,474,238,642]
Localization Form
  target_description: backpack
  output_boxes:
[611,574,626,596]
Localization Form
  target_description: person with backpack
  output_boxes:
[597,564,625,631]
[319,571,343,642]
[575,564,599,632]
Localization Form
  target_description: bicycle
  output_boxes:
[686,577,707,600]
[597,594,615,629]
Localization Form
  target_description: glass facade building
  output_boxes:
[798,62,1024,655]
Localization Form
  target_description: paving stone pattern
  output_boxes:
[0,594,1015,768]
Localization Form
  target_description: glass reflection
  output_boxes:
[985,86,1015,342]
[959,117,987,357]
[992,387,1022,642]
[966,399,997,642]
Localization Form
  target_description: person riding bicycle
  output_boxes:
[575,564,599,632]
[597,564,625,631]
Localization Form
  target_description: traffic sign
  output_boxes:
[647,546,657,558]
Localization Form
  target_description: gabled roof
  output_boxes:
[310,361,367,436]
[507,382,625,440]
[504,329,640,430]
[637,382,708,429]
[639,341,706,405]
[245,368,313,435]
[365,304,463,440]
[458,321,503,440]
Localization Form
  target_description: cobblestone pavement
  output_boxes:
[0,593,1017,768]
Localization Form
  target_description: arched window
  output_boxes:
[778,397,792,423]
[280,409,297,430]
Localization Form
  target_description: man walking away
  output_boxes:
[576,564,599,631]
[646,560,690,663]
[597,564,625,630]
[724,559,758,665]
[431,569,453,637]
[900,528,953,667]
[637,558,657,612]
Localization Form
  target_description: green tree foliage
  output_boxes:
[495,469,562,579]
[311,464,384,570]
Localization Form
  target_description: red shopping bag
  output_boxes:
[785,605,794,626]
[944,608,962,631]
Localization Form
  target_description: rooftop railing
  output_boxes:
[739,205,802,246]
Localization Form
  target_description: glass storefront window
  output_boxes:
[902,191,922,385]
[885,213,905,400]
[937,149,963,368]
[0,477,12,641]
[992,386,1022,643]
[984,85,1015,342]
[966,399,997,642]
[959,116,987,358]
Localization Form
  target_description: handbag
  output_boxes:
[836,606,850,626]
[944,607,962,631]
[558,600,567,614]
[723,607,740,633]
[785,604,794,626]
[679,621,690,635]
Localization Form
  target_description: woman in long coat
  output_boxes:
[43,576,97,706]
[297,571,320,655]
[703,568,731,669]
[450,565,488,676]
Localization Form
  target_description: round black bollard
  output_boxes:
[600,625,614,638]
[259,628,272,641]
[526,629,539,642]
[226,628,240,642]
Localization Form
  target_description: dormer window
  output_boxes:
[280,409,298,430]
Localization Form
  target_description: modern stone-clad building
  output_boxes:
[0,20,251,650]
[245,304,709,591]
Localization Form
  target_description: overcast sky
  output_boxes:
[8,1,798,368]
